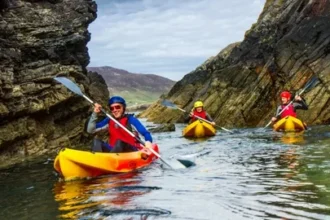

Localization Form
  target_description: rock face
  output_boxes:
[149,123,176,133]
[0,0,109,167]
[141,0,330,127]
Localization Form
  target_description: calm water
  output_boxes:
[1,124,330,220]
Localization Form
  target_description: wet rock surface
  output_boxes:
[148,123,176,133]
[0,0,109,167]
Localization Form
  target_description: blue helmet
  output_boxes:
[108,96,126,107]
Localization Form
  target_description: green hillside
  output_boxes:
[88,66,175,107]
[111,89,163,106]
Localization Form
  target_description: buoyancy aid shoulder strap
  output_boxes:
[125,114,141,141]
[125,114,135,131]
[108,114,131,133]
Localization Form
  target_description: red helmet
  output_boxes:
[280,91,291,99]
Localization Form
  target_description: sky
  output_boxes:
[88,0,266,81]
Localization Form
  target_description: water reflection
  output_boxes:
[261,138,330,219]
[53,172,166,219]
[272,131,305,145]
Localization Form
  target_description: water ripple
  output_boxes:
[1,126,330,219]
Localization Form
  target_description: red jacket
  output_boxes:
[280,104,297,118]
[108,115,140,149]
[191,110,207,122]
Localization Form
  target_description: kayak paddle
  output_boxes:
[161,99,234,134]
[264,75,320,129]
[54,77,194,169]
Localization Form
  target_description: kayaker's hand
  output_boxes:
[189,112,194,117]
[93,103,102,114]
[211,122,216,126]
[145,141,152,149]
[271,117,277,122]
[295,95,302,101]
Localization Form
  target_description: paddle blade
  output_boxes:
[160,159,195,169]
[302,76,320,93]
[219,126,234,133]
[54,77,83,96]
[177,159,196,168]
[161,99,178,109]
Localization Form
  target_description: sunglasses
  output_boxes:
[110,105,122,111]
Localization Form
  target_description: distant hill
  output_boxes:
[87,66,175,106]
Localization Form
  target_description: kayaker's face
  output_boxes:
[281,97,289,104]
[110,103,124,118]
[196,107,203,112]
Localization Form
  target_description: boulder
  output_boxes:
[149,123,176,133]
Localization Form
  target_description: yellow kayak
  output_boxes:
[54,145,159,181]
[273,116,306,132]
[182,120,216,138]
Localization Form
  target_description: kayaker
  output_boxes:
[271,91,308,123]
[186,101,216,126]
[87,96,153,153]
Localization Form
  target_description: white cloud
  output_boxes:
[88,0,266,81]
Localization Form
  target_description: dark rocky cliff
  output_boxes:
[141,0,330,127]
[0,0,109,167]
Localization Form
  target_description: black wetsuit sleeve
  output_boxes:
[206,113,214,122]
[184,114,192,123]
[293,99,308,110]
[275,106,282,119]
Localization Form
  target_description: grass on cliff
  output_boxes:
[110,89,163,106]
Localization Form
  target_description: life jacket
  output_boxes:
[108,114,140,149]
[191,110,207,122]
[280,104,296,118]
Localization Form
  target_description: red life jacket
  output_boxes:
[280,104,296,118]
[108,114,140,148]
[191,110,207,122]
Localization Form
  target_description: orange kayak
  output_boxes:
[54,144,159,181]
